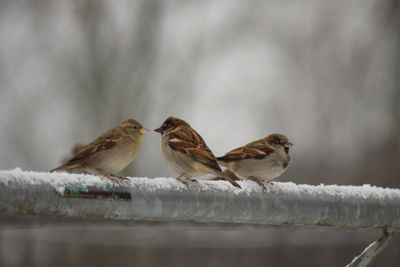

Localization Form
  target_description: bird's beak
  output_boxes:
[284,142,293,148]
[140,128,149,134]
[154,127,163,133]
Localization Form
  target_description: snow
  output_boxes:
[0,168,244,194]
[0,168,399,199]
[0,168,400,229]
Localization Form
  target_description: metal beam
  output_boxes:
[346,228,394,267]
[1,169,400,229]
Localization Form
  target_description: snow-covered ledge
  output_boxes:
[0,168,400,229]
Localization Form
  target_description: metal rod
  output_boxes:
[1,169,400,229]
[346,228,394,267]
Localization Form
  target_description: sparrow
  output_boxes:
[217,134,293,189]
[154,117,241,188]
[51,119,148,183]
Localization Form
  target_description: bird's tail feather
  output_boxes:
[213,169,241,189]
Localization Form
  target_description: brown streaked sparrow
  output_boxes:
[217,134,293,189]
[51,119,148,183]
[154,117,241,188]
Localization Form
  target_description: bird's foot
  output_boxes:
[249,177,266,190]
[111,174,129,181]
[96,169,122,184]
[176,174,189,186]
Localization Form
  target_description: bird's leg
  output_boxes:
[176,173,188,186]
[96,169,121,184]
[111,174,129,181]
[249,176,266,189]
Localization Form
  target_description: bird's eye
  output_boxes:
[134,126,139,130]
[275,141,281,145]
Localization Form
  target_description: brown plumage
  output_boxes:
[155,117,241,188]
[51,119,148,183]
[167,130,222,172]
[217,143,275,162]
[217,134,293,189]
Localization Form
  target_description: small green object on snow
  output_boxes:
[63,185,131,201]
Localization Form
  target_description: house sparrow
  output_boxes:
[154,117,241,188]
[217,134,293,189]
[51,119,148,183]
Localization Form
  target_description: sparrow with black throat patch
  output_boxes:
[155,117,241,188]
[217,134,293,189]
[51,119,148,183]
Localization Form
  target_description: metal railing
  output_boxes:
[0,168,398,266]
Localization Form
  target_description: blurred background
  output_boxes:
[0,0,399,266]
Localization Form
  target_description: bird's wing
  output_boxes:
[217,139,275,162]
[66,130,122,164]
[167,127,222,172]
